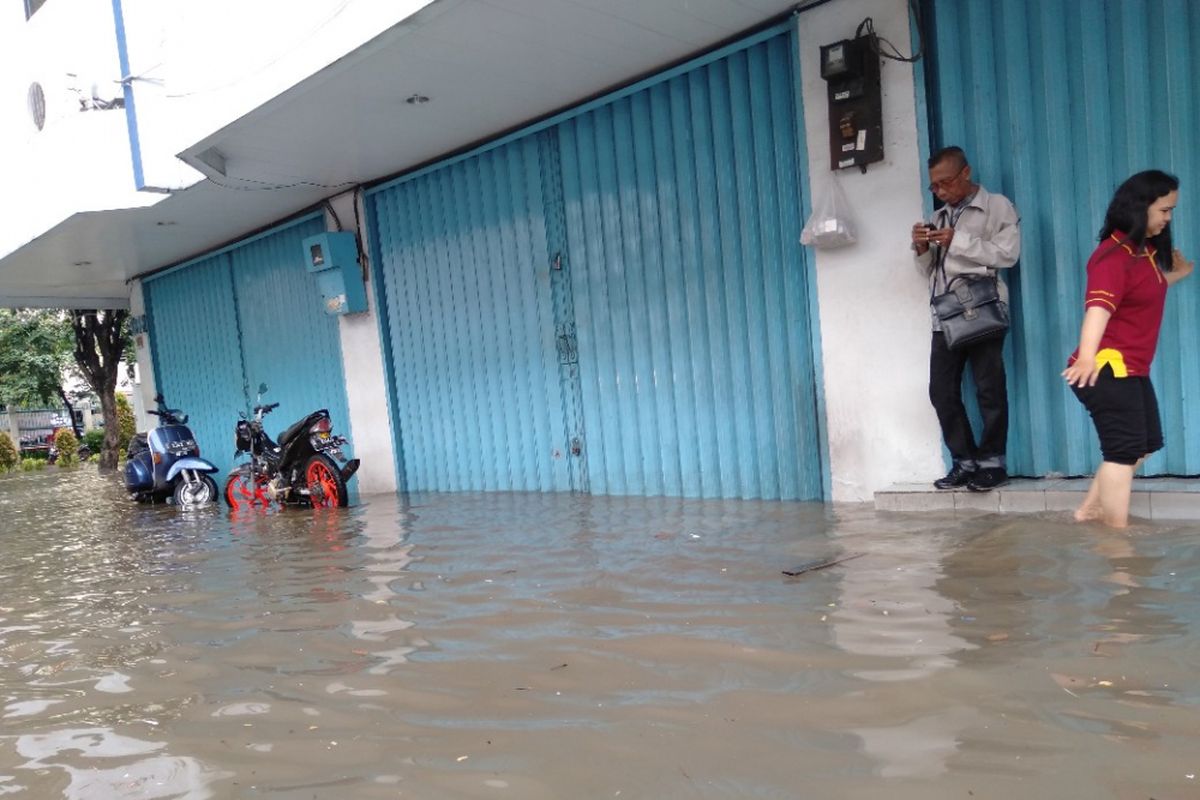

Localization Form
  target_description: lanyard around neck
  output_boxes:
[931,200,975,298]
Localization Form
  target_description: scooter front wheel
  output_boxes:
[174,474,218,508]
[305,454,348,509]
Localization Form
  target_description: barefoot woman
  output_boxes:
[1063,170,1193,527]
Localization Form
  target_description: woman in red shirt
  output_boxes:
[1063,170,1193,527]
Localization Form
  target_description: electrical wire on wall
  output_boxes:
[204,174,357,192]
[323,193,371,283]
[322,199,344,232]
[352,187,370,281]
[855,0,924,63]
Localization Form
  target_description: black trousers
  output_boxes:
[1071,365,1163,465]
[929,331,1008,468]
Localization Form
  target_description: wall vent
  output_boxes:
[27,82,46,131]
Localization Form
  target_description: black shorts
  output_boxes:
[1071,365,1163,465]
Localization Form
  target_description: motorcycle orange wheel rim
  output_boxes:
[228,475,272,511]
[306,460,341,508]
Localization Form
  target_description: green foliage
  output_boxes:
[54,428,79,467]
[82,428,105,453]
[0,309,75,408]
[0,431,17,471]
[21,458,44,471]
[116,393,136,453]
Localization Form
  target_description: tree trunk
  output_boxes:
[71,310,129,471]
[98,391,120,469]
[56,386,81,438]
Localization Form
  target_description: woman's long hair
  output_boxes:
[1099,169,1179,270]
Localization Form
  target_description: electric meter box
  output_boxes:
[819,35,883,171]
[302,231,366,315]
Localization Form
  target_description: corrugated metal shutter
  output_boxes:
[368,137,570,493]
[558,33,822,499]
[144,216,352,476]
[926,0,1200,476]
[142,253,246,474]
[368,26,821,499]
[230,217,353,459]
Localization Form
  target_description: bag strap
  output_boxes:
[931,206,953,302]
[930,200,995,302]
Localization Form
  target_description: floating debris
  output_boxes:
[782,552,865,577]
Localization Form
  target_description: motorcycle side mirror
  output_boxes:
[258,383,268,395]
[154,393,164,403]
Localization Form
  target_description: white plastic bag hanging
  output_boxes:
[800,176,857,249]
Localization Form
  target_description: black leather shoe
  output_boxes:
[966,467,1009,492]
[934,464,975,490]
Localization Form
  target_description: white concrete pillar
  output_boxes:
[324,189,398,495]
[127,282,157,433]
[797,0,943,501]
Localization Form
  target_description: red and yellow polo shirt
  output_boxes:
[1067,233,1166,377]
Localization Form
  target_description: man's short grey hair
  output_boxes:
[928,146,968,171]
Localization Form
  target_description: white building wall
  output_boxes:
[0,0,438,260]
[797,0,944,501]
[0,0,155,261]
[119,0,438,190]
[127,282,157,434]
[323,191,398,496]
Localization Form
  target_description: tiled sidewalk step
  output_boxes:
[875,478,1200,520]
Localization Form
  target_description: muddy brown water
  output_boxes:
[0,467,1197,799]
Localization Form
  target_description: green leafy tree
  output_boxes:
[70,310,130,470]
[0,310,79,426]
[115,393,136,454]
[54,427,79,467]
[0,431,18,471]
[82,428,105,454]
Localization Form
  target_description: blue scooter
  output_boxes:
[124,394,219,507]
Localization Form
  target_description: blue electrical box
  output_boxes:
[302,231,366,315]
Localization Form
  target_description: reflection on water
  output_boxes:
[15,727,229,799]
[1,467,1199,798]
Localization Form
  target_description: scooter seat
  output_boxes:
[128,433,149,457]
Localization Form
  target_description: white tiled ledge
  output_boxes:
[875,478,1200,519]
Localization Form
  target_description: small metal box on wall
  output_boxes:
[819,35,883,172]
[302,231,366,315]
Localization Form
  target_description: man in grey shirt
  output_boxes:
[911,146,1021,492]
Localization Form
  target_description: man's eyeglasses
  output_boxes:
[928,166,966,192]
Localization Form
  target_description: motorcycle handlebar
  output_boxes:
[151,408,185,423]
[254,402,280,415]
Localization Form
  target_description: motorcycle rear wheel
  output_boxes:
[173,474,218,508]
[305,454,348,508]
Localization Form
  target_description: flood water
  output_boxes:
[0,467,1198,799]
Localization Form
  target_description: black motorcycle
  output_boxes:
[223,384,360,510]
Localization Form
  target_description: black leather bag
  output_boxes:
[932,275,1009,350]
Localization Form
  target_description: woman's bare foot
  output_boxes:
[1073,501,1103,522]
